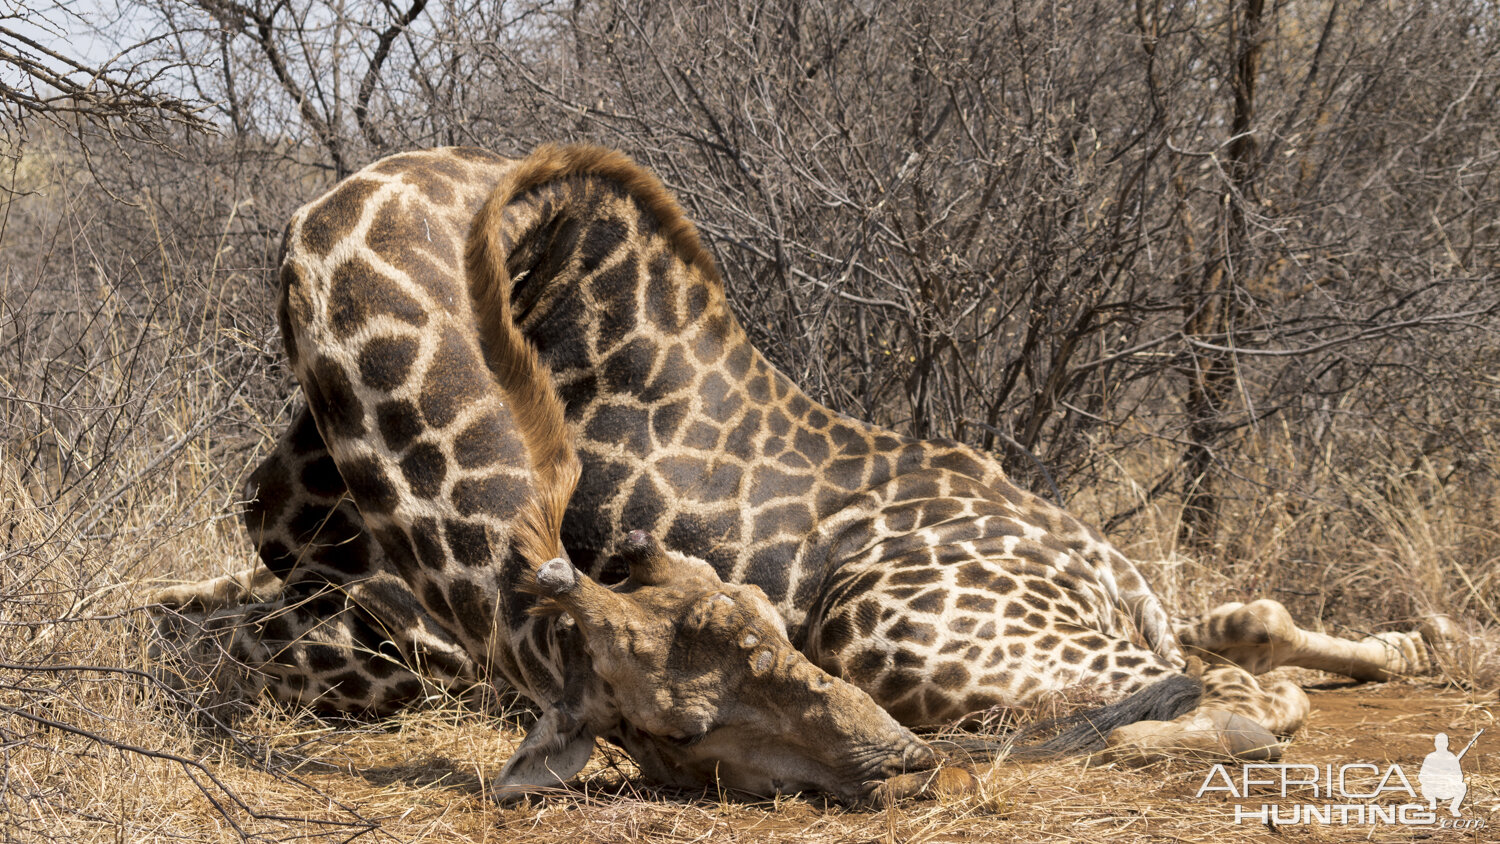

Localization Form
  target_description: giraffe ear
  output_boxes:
[493,704,597,804]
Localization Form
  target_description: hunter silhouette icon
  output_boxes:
[1420,730,1482,817]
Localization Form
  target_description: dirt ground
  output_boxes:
[146,677,1493,844]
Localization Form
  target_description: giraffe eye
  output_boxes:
[664,727,712,747]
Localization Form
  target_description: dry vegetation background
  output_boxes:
[2,0,1499,841]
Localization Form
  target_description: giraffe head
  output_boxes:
[530,530,936,803]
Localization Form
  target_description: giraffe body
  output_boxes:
[149,146,1449,802]
[481,146,1185,725]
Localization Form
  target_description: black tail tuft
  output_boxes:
[1010,673,1202,758]
[930,673,1203,762]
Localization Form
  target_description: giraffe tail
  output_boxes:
[936,673,1203,761]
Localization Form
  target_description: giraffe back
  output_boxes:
[279,147,578,699]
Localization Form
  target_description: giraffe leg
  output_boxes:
[1194,661,1310,735]
[147,405,482,718]
[1096,662,1307,765]
[148,564,281,612]
[1177,599,1448,681]
[150,578,475,720]
[1096,596,1457,766]
[239,405,390,590]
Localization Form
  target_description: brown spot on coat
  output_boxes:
[328,257,428,338]
[340,456,398,515]
[419,324,490,429]
[302,178,382,257]
[308,356,366,440]
[358,334,419,391]
[933,662,970,690]
[399,442,447,499]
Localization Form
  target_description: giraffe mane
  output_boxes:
[464,151,589,570]
[467,143,723,571]
[472,143,724,299]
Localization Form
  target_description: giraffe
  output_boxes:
[153,147,959,805]
[149,144,1449,802]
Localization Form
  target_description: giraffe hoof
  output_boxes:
[1102,709,1282,766]
[1420,614,1461,651]
[145,565,278,612]
[146,584,193,609]
[147,581,242,611]
[1356,629,1432,680]
[866,764,978,807]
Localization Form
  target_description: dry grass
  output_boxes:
[6,679,1495,842]
[3,143,1498,843]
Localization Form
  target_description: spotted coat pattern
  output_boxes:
[150,146,1442,744]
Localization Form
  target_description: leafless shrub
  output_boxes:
[149,0,1500,613]
[1,0,211,200]
[0,138,362,839]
